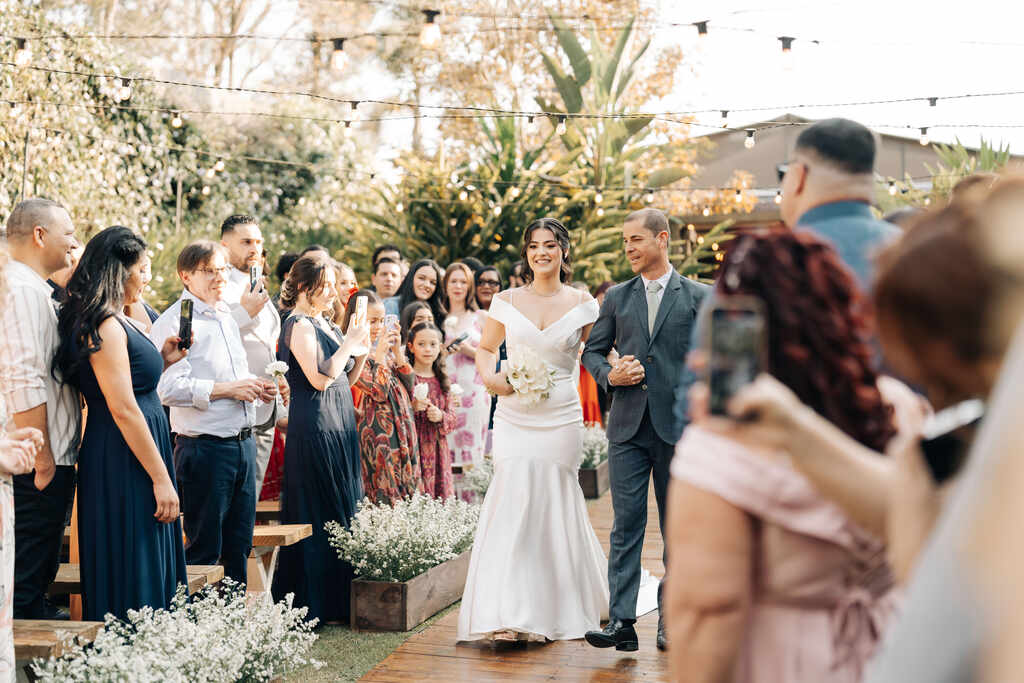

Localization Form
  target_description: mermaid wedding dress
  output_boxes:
[457,293,610,642]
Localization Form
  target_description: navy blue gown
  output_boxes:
[75,317,187,622]
[272,315,363,624]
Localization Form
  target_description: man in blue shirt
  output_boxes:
[674,118,900,438]
[778,117,900,290]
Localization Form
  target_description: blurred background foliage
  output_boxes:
[4,0,756,309]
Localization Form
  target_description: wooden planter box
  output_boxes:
[578,458,610,499]
[350,550,471,632]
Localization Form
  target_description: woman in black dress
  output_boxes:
[272,254,369,624]
[54,226,187,621]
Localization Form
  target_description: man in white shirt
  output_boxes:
[218,215,286,495]
[151,240,279,587]
[0,198,81,619]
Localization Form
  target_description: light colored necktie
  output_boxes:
[647,280,663,334]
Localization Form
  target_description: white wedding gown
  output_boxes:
[457,294,610,642]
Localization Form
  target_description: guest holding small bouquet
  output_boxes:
[351,289,421,504]
[407,323,456,499]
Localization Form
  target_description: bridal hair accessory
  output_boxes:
[265,361,289,378]
[505,346,556,407]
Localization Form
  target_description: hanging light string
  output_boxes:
[7,59,1024,125]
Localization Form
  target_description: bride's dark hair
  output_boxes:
[519,217,572,284]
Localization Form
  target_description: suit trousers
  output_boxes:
[607,408,673,623]
[174,436,257,587]
[13,466,76,618]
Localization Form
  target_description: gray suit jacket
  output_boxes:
[582,270,710,445]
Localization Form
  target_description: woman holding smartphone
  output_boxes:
[350,289,422,503]
[664,229,920,683]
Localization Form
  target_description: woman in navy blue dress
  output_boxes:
[54,227,187,621]
[272,254,369,624]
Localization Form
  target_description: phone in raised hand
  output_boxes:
[178,298,193,350]
[250,265,260,292]
[704,296,768,417]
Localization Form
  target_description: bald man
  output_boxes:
[0,198,81,619]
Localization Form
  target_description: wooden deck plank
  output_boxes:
[360,482,670,682]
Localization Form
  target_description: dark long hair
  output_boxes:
[280,253,332,309]
[400,300,431,343]
[716,229,896,452]
[442,261,478,312]
[54,226,147,385]
[395,259,447,324]
[405,322,451,393]
[519,217,572,284]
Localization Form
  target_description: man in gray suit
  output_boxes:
[582,208,710,652]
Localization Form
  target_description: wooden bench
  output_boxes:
[14,618,103,661]
[255,500,280,522]
[49,564,224,596]
[247,523,312,593]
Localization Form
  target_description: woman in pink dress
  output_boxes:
[666,230,908,683]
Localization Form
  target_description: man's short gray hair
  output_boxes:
[624,208,670,236]
[5,198,66,241]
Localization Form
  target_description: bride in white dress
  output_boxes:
[457,218,610,643]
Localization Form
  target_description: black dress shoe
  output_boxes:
[656,610,667,651]
[584,620,638,651]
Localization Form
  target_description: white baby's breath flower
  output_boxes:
[265,360,289,378]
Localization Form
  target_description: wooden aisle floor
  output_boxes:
[360,483,670,682]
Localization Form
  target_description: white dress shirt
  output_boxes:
[222,267,281,427]
[150,290,259,438]
[0,260,80,465]
[640,268,673,307]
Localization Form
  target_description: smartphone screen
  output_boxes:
[354,296,368,328]
[384,314,400,332]
[250,265,260,292]
[707,300,767,416]
[178,298,193,350]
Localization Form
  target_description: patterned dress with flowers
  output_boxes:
[356,358,421,504]
[412,375,457,499]
[443,312,490,501]
[0,396,15,681]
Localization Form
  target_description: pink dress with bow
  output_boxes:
[672,426,901,683]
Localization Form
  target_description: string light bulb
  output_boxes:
[556,115,568,135]
[594,191,603,204]
[744,129,756,149]
[526,114,538,134]
[213,159,225,172]
[493,205,502,216]
[116,78,132,102]
[778,36,795,53]
[395,202,404,213]
[596,207,605,217]
[201,185,211,196]
[720,110,729,128]
[919,127,929,146]
[734,189,742,203]
[774,190,782,204]
[711,242,720,251]
[171,112,183,128]
[330,38,348,71]
[645,191,655,204]
[13,38,31,67]
[928,97,938,107]
[888,180,897,196]
[420,10,442,50]
[694,21,709,37]
[702,206,711,217]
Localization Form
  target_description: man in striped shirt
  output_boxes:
[0,199,81,619]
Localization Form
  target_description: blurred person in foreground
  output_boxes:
[0,199,81,620]
[666,229,919,683]
[0,245,45,678]
[151,241,280,587]
[54,226,187,622]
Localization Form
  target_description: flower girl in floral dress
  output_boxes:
[406,323,456,499]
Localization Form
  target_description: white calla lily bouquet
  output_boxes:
[503,346,556,407]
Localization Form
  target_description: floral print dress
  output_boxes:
[356,358,421,503]
[0,396,14,681]
[412,375,457,499]
[443,312,490,501]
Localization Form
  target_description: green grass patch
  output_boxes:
[287,603,458,681]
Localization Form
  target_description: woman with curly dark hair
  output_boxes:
[665,229,917,683]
